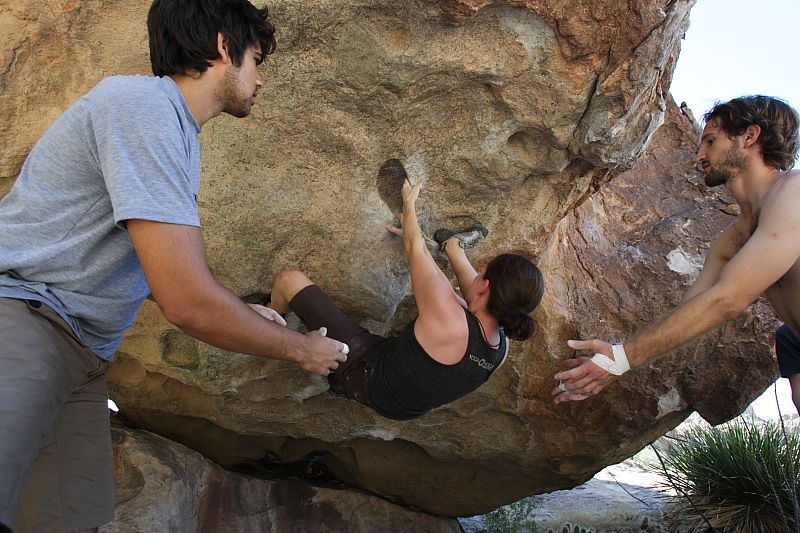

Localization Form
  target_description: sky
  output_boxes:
[671,0,800,131]
[669,0,799,419]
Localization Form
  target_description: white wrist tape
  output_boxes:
[590,344,631,376]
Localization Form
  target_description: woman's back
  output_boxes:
[366,309,507,420]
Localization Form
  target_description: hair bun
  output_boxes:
[483,253,544,342]
[502,313,535,341]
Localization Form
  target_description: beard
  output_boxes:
[218,67,252,119]
[704,144,746,187]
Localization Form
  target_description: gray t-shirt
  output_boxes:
[0,75,201,360]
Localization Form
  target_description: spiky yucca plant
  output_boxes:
[658,419,799,532]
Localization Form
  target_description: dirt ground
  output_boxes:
[459,457,671,533]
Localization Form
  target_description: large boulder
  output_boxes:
[103,423,460,532]
[1,0,778,518]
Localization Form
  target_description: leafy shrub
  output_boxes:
[656,419,800,532]
[483,498,539,533]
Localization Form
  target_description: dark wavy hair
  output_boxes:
[704,96,799,171]
[147,0,277,77]
[484,254,544,341]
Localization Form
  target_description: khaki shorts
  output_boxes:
[0,298,114,532]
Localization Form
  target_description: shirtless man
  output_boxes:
[551,95,800,413]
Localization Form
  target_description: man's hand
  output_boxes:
[551,339,617,403]
[247,303,287,326]
[297,328,349,376]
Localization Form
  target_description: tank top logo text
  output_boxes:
[469,354,495,370]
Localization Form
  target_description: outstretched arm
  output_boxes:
[443,239,480,302]
[680,222,740,303]
[553,176,800,402]
[127,220,347,375]
[386,181,467,361]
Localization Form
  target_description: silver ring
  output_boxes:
[558,381,567,392]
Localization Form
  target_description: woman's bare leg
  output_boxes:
[268,270,315,314]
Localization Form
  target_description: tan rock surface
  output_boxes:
[103,423,460,532]
[1,0,778,518]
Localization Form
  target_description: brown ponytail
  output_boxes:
[483,254,544,341]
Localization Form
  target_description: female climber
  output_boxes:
[266,170,544,420]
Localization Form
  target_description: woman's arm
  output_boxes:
[442,239,480,302]
[386,181,468,362]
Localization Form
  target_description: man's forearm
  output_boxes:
[127,220,326,371]
[164,282,307,363]
[625,286,742,367]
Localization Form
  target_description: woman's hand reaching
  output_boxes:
[386,178,421,238]
[400,178,421,208]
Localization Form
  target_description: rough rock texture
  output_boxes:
[1,0,779,519]
[533,103,779,481]
[103,423,460,532]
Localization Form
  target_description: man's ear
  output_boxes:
[217,32,231,64]
[742,124,762,149]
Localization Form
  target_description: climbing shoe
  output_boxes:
[433,225,488,251]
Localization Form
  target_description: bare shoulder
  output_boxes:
[761,170,800,220]
[767,170,800,195]
[414,308,469,364]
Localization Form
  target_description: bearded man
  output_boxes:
[552,95,800,415]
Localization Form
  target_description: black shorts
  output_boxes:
[776,324,800,378]
[289,285,386,403]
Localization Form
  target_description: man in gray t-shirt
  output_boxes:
[0,2,347,532]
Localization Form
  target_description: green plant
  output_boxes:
[483,497,539,533]
[655,419,800,532]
